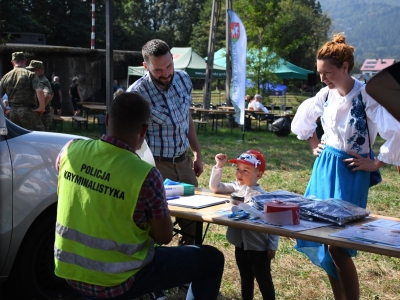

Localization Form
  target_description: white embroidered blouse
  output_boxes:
[291,78,400,165]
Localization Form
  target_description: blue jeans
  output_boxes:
[109,245,224,300]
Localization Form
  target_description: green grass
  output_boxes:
[56,118,400,300]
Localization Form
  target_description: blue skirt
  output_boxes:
[295,145,370,279]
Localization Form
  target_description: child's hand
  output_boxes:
[267,249,276,259]
[215,153,227,168]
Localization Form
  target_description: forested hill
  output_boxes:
[318,0,400,63]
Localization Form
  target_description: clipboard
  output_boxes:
[167,195,228,209]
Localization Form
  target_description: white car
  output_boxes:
[0,107,154,299]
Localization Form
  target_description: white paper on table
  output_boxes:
[331,225,400,247]
[167,195,228,209]
[248,217,331,232]
[280,220,331,231]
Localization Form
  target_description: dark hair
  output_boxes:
[110,92,150,135]
[317,33,355,72]
[142,39,171,63]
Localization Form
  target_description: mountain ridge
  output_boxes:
[318,0,400,63]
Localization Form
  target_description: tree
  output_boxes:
[1,0,94,48]
[190,0,227,57]
[270,0,331,70]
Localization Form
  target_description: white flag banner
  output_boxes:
[228,9,247,125]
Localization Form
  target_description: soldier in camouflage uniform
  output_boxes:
[26,60,53,131]
[0,52,45,131]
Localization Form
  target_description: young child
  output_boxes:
[209,150,279,300]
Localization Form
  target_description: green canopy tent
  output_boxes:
[127,47,226,83]
[212,48,312,80]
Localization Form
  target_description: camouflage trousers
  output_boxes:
[10,107,45,131]
[41,111,52,131]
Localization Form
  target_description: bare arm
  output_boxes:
[44,93,53,106]
[308,131,324,156]
[33,89,46,115]
[188,113,203,177]
[58,90,62,102]
[148,216,173,245]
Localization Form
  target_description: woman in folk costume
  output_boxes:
[291,33,400,300]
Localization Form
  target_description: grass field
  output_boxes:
[56,117,400,300]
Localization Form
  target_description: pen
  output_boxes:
[166,196,180,200]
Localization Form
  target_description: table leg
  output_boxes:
[195,221,203,245]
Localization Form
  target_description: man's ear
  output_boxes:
[257,170,264,179]
[143,61,148,70]
[140,124,148,138]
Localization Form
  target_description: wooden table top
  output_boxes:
[81,104,107,111]
[168,189,400,258]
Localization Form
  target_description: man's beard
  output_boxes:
[149,71,173,89]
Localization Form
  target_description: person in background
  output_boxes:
[291,33,400,300]
[51,76,62,117]
[1,93,10,116]
[248,94,269,113]
[69,77,83,116]
[0,52,45,130]
[54,92,224,300]
[210,150,278,300]
[127,39,203,246]
[366,61,400,122]
[113,79,119,93]
[245,94,253,108]
[26,60,53,131]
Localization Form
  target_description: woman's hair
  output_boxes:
[317,33,355,72]
[72,77,79,83]
[245,95,253,101]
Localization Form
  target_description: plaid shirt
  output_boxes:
[56,135,169,298]
[127,70,193,157]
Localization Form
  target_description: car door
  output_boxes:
[0,109,12,275]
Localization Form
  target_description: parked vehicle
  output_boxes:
[0,109,86,298]
[0,107,153,299]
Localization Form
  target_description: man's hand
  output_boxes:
[267,249,276,259]
[344,151,385,172]
[32,106,46,116]
[193,157,203,177]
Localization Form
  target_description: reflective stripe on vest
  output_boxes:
[56,222,148,256]
[54,243,155,274]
